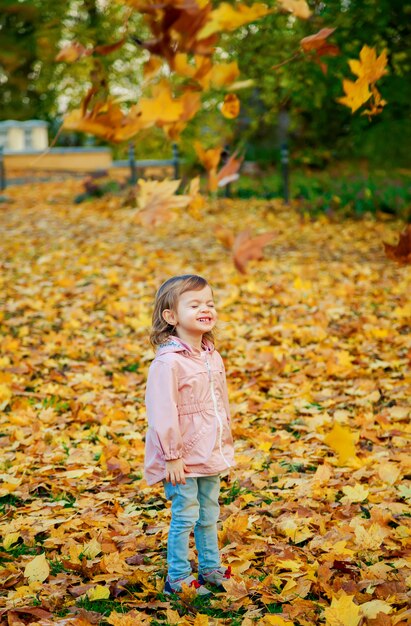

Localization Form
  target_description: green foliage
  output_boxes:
[232,168,411,219]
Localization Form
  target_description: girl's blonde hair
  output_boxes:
[150,274,215,347]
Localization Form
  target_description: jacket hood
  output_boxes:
[157,335,214,357]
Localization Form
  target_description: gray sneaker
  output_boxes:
[164,574,212,595]
[198,566,232,587]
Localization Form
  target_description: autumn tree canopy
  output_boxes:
[1,0,409,164]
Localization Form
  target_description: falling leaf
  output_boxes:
[349,45,388,84]
[232,229,275,273]
[221,93,240,119]
[277,0,311,19]
[136,179,193,226]
[137,82,185,124]
[337,78,371,113]
[210,61,240,88]
[338,45,388,116]
[55,42,91,63]
[218,151,243,187]
[194,142,222,172]
[300,28,336,52]
[199,2,273,39]
[24,553,50,583]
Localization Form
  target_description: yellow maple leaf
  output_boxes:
[323,593,361,626]
[221,577,250,600]
[137,83,185,124]
[349,45,388,84]
[277,517,313,544]
[341,483,369,503]
[352,521,390,550]
[81,537,102,559]
[210,61,240,88]
[24,553,50,584]
[324,423,359,466]
[337,78,371,113]
[199,2,272,39]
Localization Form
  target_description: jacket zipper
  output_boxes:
[204,354,231,468]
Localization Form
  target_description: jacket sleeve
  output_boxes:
[145,359,183,461]
[220,357,231,422]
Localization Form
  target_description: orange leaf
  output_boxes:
[383,225,411,265]
[194,142,222,172]
[232,229,275,274]
[217,151,243,187]
[300,28,336,52]
[55,42,91,63]
[214,226,235,250]
[63,100,150,143]
[221,93,240,119]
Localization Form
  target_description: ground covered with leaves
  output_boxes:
[0,181,410,625]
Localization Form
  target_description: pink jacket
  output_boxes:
[144,336,235,485]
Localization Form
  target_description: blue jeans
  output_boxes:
[163,475,221,582]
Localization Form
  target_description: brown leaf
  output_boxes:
[232,229,275,273]
[217,151,243,188]
[94,38,127,56]
[383,225,411,265]
[300,28,336,52]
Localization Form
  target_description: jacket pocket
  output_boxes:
[180,412,207,452]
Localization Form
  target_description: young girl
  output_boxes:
[144,274,235,595]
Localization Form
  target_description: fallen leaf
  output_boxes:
[24,553,50,583]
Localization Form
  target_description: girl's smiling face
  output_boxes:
[162,285,217,345]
